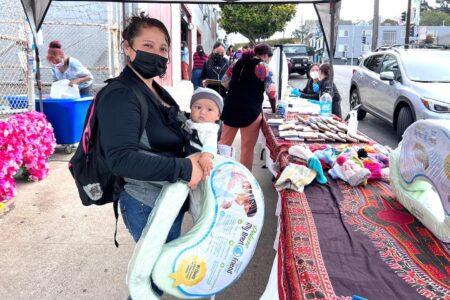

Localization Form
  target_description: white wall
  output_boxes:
[171,4,182,85]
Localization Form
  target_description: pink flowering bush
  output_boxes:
[0,112,56,201]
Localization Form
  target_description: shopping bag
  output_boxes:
[50,79,80,99]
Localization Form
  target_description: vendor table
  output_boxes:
[260,112,450,300]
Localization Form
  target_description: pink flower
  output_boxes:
[1,112,56,201]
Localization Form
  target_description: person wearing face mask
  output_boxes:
[200,42,229,98]
[94,12,204,296]
[46,40,94,95]
[294,64,320,100]
[317,63,342,118]
[219,43,277,171]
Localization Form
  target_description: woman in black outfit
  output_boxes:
[317,63,342,118]
[96,12,204,295]
[200,42,229,97]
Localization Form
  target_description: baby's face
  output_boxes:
[191,99,220,123]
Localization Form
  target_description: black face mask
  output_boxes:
[130,48,168,79]
[212,53,223,63]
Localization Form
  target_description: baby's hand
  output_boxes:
[198,153,214,176]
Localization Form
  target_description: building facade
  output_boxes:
[334,24,450,65]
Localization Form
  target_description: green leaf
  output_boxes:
[219,4,297,45]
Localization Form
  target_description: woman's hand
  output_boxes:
[69,79,78,87]
[188,154,205,190]
[198,153,214,176]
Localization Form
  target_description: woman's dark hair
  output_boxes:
[49,40,62,49]
[319,63,332,78]
[122,12,171,47]
[47,40,64,59]
[254,43,273,57]
[196,44,206,57]
[212,42,225,51]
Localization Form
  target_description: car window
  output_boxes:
[363,56,372,68]
[365,54,384,73]
[283,46,307,55]
[380,55,402,82]
[401,51,450,82]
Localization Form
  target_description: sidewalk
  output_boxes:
[0,80,278,300]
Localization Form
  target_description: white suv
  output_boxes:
[349,48,450,140]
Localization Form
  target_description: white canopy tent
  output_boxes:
[19,0,341,102]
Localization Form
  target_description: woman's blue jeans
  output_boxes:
[119,190,185,297]
[191,68,203,89]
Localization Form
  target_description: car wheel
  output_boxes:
[396,106,413,141]
[349,88,367,120]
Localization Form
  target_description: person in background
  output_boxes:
[96,13,204,296]
[220,44,277,171]
[181,41,189,80]
[46,40,94,96]
[200,42,229,97]
[318,63,342,118]
[233,45,249,61]
[226,45,234,62]
[191,45,208,89]
[295,64,320,100]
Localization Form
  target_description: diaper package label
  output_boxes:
[400,120,450,215]
[171,161,264,296]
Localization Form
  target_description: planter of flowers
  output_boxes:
[0,112,56,202]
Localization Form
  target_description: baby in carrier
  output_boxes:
[185,87,224,175]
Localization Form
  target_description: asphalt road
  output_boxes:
[288,65,399,150]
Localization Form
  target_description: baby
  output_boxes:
[186,87,223,175]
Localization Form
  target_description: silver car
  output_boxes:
[349,48,450,140]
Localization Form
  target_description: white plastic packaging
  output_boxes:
[50,79,80,99]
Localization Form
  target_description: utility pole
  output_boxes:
[405,0,412,45]
[372,0,379,51]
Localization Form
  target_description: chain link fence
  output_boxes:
[37,1,122,94]
[0,1,122,118]
[0,0,30,117]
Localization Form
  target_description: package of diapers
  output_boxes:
[390,119,450,243]
[127,154,264,299]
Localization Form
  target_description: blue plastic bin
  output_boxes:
[35,96,93,145]
[2,95,29,109]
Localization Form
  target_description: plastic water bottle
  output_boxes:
[319,93,332,117]
[276,102,286,117]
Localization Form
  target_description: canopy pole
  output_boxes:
[277,44,284,100]
[328,0,335,97]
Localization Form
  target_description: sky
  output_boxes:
[227,0,440,43]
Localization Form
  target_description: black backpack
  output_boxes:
[69,77,148,246]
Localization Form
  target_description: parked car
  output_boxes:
[283,44,311,76]
[349,48,450,140]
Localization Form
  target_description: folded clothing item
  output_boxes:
[275,163,316,192]
[336,155,370,186]
[307,156,327,184]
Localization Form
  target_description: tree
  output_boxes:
[381,18,399,25]
[424,34,434,44]
[420,10,450,26]
[219,4,297,45]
